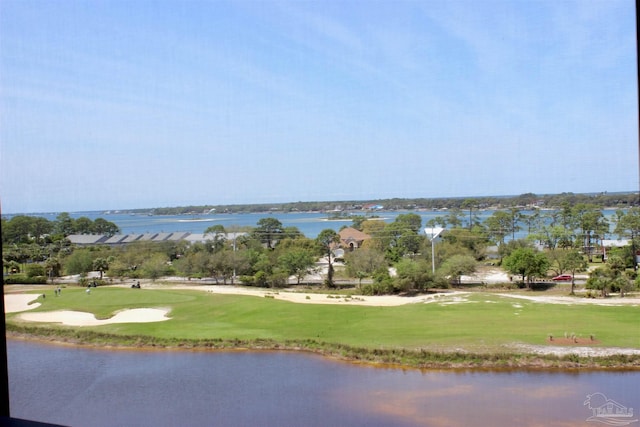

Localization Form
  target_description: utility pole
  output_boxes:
[425,227,444,274]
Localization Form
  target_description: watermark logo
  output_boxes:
[584,392,638,426]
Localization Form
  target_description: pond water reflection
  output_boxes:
[8,340,640,427]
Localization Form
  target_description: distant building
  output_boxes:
[66,232,247,247]
[337,227,371,251]
[183,232,247,244]
[363,204,384,210]
[66,234,109,245]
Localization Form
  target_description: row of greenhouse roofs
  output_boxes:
[66,232,247,246]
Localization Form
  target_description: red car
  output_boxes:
[552,274,572,281]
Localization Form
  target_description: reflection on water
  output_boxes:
[8,340,640,427]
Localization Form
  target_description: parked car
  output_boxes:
[552,274,572,281]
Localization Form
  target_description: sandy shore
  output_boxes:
[509,343,640,357]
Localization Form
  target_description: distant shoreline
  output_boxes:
[4,190,637,216]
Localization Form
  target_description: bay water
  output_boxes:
[32,209,619,239]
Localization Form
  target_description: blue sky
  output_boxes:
[1,0,637,214]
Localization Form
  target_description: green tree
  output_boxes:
[63,248,95,276]
[140,253,171,281]
[425,216,448,228]
[205,224,226,235]
[533,223,574,250]
[54,213,75,237]
[439,254,477,285]
[350,215,368,231]
[619,271,638,297]
[365,221,389,254]
[210,250,236,284]
[382,214,423,262]
[461,198,480,230]
[253,218,284,249]
[228,249,250,284]
[607,254,626,277]
[277,247,316,285]
[394,213,422,234]
[573,204,608,262]
[92,257,109,279]
[614,207,640,267]
[282,226,304,240]
[205,225,227,252]
[344,247,386,278]
[560,250,587,295]
[3,216,30,243]
[25,263,45,278]
[31,217,54,243]
[484,211,512,245]
[74,217,94,234]
[440,228,489,260]
[108,258,132,279]
[3,215,52,244]
[498,239,531,261]
[502,248,549,287]
[507,207,523,241]
[394,258,435,292]
[446,209,464,228]
[315,229,339,287]
[520,208,541,235]
[588,258,635,298]
[92,218,120,236]
[44,256,62,281]
[586,267,611,298]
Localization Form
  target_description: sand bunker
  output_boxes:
[495,293,640,306]
[5,293,170,326]
[4,294,41,313]
[18,308,171,326]
[168,285,472,306]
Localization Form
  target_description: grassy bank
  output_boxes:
[6,286,640,369]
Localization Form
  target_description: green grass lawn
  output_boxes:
[7,287,640,352]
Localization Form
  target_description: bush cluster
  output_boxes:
[4,274,47,284]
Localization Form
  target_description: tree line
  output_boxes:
[2,213,120,282]
[3,206,640,296]
[2,213,120,245]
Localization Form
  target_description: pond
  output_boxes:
[8,339,640,427]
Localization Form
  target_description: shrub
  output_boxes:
[25,263,46,278]
[269,270,288,288]
[239,275,256,286]
[240,271,269,287]
[4,274,47,284]
[361,281,394,296]
[79,278,108,287]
